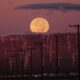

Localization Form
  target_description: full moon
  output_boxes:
[30,17,49,33]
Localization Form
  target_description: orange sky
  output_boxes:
[0,0,80,35]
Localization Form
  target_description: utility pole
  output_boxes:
[69,24,80,78]
[18,49,25,79]
[40,41,43,77]
[55,34,59,80]
[9,55,13,77]
[37,41,43,77]
[40,35,44,77]
[27,47,35,78]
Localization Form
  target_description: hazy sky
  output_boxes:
[0,0,80,35]
[16,0,80,4]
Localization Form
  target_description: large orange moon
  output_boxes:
[30,17,49,33]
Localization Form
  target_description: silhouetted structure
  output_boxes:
[0,33,79,78]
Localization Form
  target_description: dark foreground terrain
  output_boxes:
[0,75,79,80]
[0,77,79,80]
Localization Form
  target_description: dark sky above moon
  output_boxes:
[15,3,80,11]
[0,0,80,35]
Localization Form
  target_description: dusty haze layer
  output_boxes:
[0,0,80,35]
